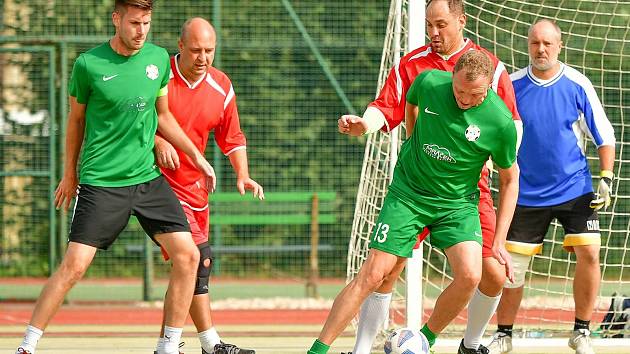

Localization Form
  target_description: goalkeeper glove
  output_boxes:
[590,170,614,210]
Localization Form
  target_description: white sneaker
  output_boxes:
[568,329,595,354]
[486,332,512,354]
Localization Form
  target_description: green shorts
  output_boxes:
[369,191,482,258]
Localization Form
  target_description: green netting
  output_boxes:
[0,0,389,286]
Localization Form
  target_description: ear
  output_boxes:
[112,11,120,28]
[459,14,467,31]
[178,39,184,53]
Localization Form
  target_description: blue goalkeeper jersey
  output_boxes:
[510,63,615,207]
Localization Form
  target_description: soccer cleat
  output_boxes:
[568,329,595,354]
[458,339,490,354]
[16,348,32,354]
[211,342,255,354]
[486,332,512,354]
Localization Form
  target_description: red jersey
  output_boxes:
[370,39,520,199]
[161,54,246,209]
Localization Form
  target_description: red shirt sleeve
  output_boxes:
[214,83,247,155]
[368,62,410,132]
[495,68,521,121]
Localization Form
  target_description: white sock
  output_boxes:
[352,292,392,354]
[19,325,43,353]
[463,288,501,349]
[199,327,221,352]
[159,326,183,354]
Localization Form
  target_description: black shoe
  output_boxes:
[458,339,489,354]
[212,342,256,354]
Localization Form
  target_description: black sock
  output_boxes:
[574,318,590,331]
[497,324,513,337]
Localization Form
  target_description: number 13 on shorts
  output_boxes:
[373,222,390,243]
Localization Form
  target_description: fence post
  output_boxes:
[143,236,154,301]
[306,193,320,298]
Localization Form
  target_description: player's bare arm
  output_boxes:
[405,102,419,139]
[228,149,264,200]
[154,135,180,170]
[493,162,519,283]
[155,95,216,192]
[55,96,86,211]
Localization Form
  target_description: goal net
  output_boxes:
[347,0,630,338]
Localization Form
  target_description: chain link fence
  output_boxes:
[0,0,389,284]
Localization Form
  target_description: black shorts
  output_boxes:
[69,175,190,250]
[506,193,600,255]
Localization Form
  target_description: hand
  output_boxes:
[338,114,368,136]
[492,243,514,283]
[54,174,79,211]
[193,155,216,193]
[237,177,264,200]
[590,172,613,210]
[154,138,179,170]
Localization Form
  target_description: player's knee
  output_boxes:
[480,260,507,292]
[194,243,212,295]
[575,247,599,266]
[171,245,200,270]
[357,268,387,291]
[504,252,532,289]
[58,258,90,284]
[455,268,482,290]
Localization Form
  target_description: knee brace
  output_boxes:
[194,242,213,295]
[504,251,532,289]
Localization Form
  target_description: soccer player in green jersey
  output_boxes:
[15,2,214,354]
[308,50,519,354]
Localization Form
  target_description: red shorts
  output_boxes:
[415,197,496,258]
[161,205,209,260]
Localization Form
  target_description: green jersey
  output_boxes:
[390,70,517,202]
[69,42,170,187]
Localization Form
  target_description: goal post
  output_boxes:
[404,0,425,331]
[347,0,630,343]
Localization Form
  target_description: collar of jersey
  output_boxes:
[437,38,471,61]
[526,62,565,87]
[173,53,207,89]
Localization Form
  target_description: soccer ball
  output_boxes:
[465,124,481,142]
[384,327,430,354]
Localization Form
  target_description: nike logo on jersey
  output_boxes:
[424,107,439,115]
[475,232,482,238]
[102,74,119,81]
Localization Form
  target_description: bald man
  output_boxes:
[487,19,615,354]
[153,17,262,354]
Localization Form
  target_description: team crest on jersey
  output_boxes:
[465,124,481,142]
[146,64,159,80]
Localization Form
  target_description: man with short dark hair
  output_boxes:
[307,50,519,354]
[15,2,214,354]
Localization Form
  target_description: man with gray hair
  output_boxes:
[487,19,615,354]
[308,50,520,354]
